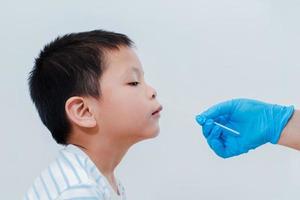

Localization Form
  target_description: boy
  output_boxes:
[24,30,163,200]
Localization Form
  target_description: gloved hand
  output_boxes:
[195,98,294,158]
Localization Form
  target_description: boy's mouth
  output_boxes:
[152,105,163,115]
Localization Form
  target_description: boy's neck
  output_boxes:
[71,137,131,194]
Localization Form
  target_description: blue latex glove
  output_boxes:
[195,99,294,158]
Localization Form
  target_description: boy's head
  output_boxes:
[29,30,162,146]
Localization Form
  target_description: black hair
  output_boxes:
[28,30,133,145]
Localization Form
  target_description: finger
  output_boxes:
[208,138,229,158]
[207,126,232,158]
[224,136,241,156]
[202,119,214,138]
[195,115,206,126]
[207,125,222,141]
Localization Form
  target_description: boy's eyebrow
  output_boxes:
[132,67,144,75]
[125,67,144,76]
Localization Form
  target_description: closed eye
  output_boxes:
[128,82,140,86]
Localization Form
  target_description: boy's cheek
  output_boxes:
[101,95,151,125]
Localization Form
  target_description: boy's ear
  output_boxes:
[65,96,97,128]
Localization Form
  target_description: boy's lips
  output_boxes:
[152,105,163,116]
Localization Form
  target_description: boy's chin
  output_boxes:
[148,130,160,139]
[145,127,160,139]
[136,128,160,142]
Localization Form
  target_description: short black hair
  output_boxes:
[28,30,133,145]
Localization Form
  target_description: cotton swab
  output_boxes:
[213,122,240,135]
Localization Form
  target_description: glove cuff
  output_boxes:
[270,105,295,144]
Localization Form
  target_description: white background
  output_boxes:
[1,0,300,199]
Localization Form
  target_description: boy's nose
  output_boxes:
[152,90,157,99]
[148,85,157,99]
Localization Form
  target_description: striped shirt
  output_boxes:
[23,144,126,200]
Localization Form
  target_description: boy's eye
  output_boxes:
[128,82,140,86]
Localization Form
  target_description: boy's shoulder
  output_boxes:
[24,145,111,200]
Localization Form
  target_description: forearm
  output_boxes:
[278,109,300,150]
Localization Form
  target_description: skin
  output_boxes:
[64,46,162,195]
[278,109,300,150]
